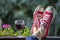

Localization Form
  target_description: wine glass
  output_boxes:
[15,20,25,30]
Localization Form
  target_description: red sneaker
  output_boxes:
[41,6,55,37]
[33,5,44,21]
[31,5,44,34]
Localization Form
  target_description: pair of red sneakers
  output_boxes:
[31,5,55,38]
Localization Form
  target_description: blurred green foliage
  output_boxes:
[0,26,31,37]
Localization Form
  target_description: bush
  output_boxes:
[0,26,31,37]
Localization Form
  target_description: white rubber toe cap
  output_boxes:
[45,6,53,12]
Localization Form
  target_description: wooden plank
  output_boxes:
[0,36,60,40]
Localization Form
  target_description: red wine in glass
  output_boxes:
[15,20,25,30]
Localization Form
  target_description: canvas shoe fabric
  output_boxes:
[40,6,55,38]
[31,5,44,34]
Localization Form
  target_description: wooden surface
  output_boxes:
[0,36,60,40]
